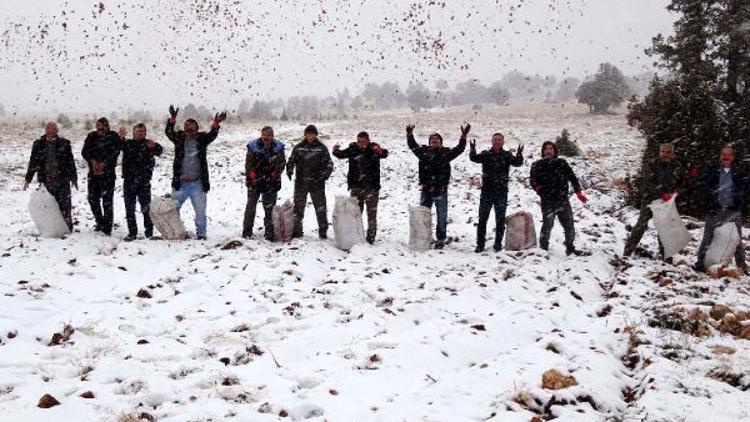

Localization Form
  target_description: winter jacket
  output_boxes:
[165,120,219,192]
[246,138,286,193]
[121,139,164,183]
[699,164,748,213]
[530,157,582,203]
[407,133,466,191]
[470,147,523,191]
[332,142,389,190]
[641,158,684,203]
[81,130,121,179]
[286,139,333,184]
[25,136,77,185]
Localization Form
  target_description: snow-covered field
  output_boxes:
[0,103,749,422]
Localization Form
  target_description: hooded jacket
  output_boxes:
[332,142,389,190]
[407,133,466,191]
[246,138,286,193]
[530,142,581,202]
[25,136,78,185]
[470,147,523,191]
[121,139,164,183]
[286,139,333,184]
[81,130,121,179]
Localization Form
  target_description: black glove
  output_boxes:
[470,139,476,150]
[169,105,179,120]
[406,124,415,135]
[460,123,471,136]
[214,111,227,123]
[516,144,524,156]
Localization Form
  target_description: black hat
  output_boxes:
[304,124,318,135]
[97,117,109,125]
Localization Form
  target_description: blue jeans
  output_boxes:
[420,191,448,246]
[174,181,207,237]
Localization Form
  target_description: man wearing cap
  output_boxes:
[287,124,333,239]
[81,117,121,235]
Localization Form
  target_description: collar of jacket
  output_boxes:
[248,138,284,153]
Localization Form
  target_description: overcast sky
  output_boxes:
[0,0,674,114]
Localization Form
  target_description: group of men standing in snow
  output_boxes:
[23,106,747,272]
[623,142,747,272]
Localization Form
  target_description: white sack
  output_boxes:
[648,196,690,258]
[273,199,295,242]
[28,187,70,238]
[705,222,741,267]
[149,195,187,240]
[332,196,366,250]
[409,205,432,251]
[504,211,537,251]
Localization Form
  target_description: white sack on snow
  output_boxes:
[150,195,187,240]
[504,211,537,251]
[648,195,690,258]
[28,187,70,238]
[409,205,432,251]
[273,199,295,242]
[705,222,741,267]
[332,196,365,250]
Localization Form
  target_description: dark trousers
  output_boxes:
[477,188,508,249]
[420,190,448,246]
[124,179,153,236]
[350,187,380,242]
[87,175,115,233]
[45,182,73,231]
[539,198,575,250]
[293,181,328,237]
[624,205,664,256]
[243,188,278,240]
[696,209,745,268]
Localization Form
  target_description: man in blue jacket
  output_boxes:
[243,126,286,240]
[694,145,748,273]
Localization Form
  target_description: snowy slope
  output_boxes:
[0,104,748,421]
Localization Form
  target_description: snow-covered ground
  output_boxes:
[0,104,748,421]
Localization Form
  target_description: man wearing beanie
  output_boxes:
[286,124,333,239]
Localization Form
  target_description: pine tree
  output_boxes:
[575,63,630,114]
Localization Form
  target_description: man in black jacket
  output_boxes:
[694,146,748,273]
[624,143,684,258]
[165,105,225,240]
[530,141,588,256]
[407,123,469,249]
[243,126,287,240]
[119,123,164,241]
[470,132,524,252]
[24,121,78,231]
[333,131,389,244]
[287,124,333,239]
[81,117,121,235]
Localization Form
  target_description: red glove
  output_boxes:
[270,171,278,180]
[575,190,588,203]
[248,171,257,184]
[661,192,673,202]
[690,167,698,177]
[372,145,383,156]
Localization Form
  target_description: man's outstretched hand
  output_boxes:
[406,124,415,135]
[460,123,471,137]
[213,111,227,127]
[168,105,179,122]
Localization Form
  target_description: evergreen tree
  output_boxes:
[575,63,630,114]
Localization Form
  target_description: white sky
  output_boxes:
[0,0,674,114]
